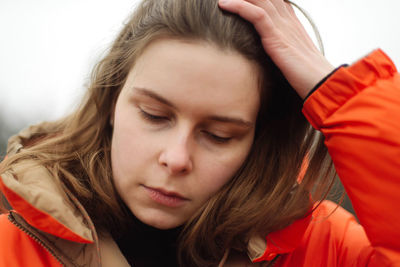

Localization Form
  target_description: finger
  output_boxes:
[218,0,276,38]
[268,0,292,17]
[242,0,315,52]
[245,0,280,19]
[284,1,294,12]
[283,0,296,16]
[283,1,303,24]
[246,0,291,19]
[283,2,319,50]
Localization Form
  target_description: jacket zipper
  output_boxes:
[8,211,66,267]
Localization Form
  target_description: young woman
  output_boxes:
[1,0,399,266]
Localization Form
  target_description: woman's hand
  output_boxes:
[218,0,335,99]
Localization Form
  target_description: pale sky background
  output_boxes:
[1,0,400,129]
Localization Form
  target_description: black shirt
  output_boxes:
[112,212,181,267]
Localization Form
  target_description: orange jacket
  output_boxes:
[1,49,399,266]
[303,49,400,266]
[254,49,400,266]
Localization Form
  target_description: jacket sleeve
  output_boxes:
[303,49,400,266]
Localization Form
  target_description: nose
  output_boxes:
[158,136,193,175]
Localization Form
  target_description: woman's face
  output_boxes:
[111,39,260,229]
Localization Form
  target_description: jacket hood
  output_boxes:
[0,123,312,264]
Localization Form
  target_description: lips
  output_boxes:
[143,185,189,207]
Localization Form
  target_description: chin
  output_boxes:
[147,220,181,230]
[134,208,187,230]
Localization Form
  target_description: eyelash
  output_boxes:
[204,132,232,144]
[139,109,169,122]
[139,109,232,144]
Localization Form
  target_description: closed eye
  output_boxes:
[204,131,232,144]
[139,107,233,144]
[139,109,169,123]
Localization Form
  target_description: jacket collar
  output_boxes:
[0,159,94,243]
[1,123,95,243]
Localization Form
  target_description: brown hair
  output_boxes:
[0,0,335,265]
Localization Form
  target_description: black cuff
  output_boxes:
[303,64,349,102]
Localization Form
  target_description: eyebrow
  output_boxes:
[133,87,254,128]
[134,87,175,108]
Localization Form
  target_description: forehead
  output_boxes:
[124,38,261,120]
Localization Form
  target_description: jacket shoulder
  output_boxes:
[283,200,374,266]
[0,213,62,267]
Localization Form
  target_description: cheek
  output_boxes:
[111,123,135,193]
[110,105,152,188]
[197,136,254,199]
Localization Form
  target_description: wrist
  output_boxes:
[297,59,335,99]
[303,64,349,102]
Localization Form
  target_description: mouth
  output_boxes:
[142,185,189,207]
